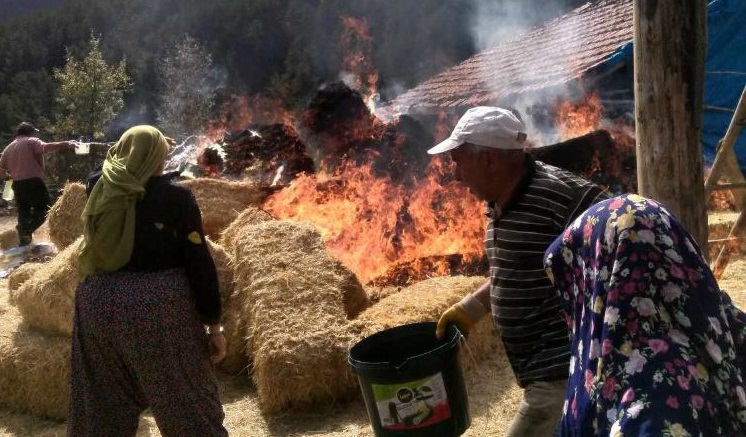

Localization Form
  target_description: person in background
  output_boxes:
[0,122,75,245]
[544,194,746,436]
[68,125,228,437]
[431,106,608,437]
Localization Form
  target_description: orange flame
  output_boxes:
[556,91,602,140]
[205,94,295,141]
[264,156,485,284]
[340,16,379,112]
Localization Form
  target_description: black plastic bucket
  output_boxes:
[348,321,470,437]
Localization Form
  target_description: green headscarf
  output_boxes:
[78,125,170,278]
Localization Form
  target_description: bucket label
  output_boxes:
[372,372,451,430]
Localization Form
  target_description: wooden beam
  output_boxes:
[634,0,709,251]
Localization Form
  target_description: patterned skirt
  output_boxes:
[67,268,228,437]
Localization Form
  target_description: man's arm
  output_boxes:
[41,140,75,154]
[472,279,492,308]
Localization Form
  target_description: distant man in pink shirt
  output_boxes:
[0,122,74,245]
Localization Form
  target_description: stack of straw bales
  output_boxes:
[10,237,82,336]
[0,284,71,420]
[46,182,87,250]
[180,178,267,239]
[227,220,369,412]
[0,176,505,420]
[224,217,499,413]
[2,236,236,419]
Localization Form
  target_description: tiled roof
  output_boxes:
[390,0,633,112]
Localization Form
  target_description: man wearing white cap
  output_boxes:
[431,107,607,437]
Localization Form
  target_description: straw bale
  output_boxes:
[11,238,82,336]
[0,228,19,249]
[228,220,369,411]
[180,178,267,239]
[204,238,245,375]
[7,262,43,302]
[356,275,496,362]
[47,182,87,250]
[0,294,70,420]
[364,284,404,305]
[219,205,274,251]
[252,320,370,413]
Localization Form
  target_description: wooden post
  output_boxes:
[634,0,708,251]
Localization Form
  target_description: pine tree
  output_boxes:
[53,35,131,140]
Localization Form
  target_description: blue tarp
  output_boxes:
[600,0,746,170]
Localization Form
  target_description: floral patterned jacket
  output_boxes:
[544,194,746,437]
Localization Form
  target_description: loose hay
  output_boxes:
[219,206,274,251]
[228,220,369,412]
[0,228,19,249]
[46,182,87,250]
[7,263,42,303]
[180,178,267,239]
[10,238,82,336]
[355,276,497,369]
[0,293,70,420]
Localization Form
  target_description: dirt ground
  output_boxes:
[0,214,745,436]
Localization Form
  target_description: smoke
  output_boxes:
[469,0,576,51]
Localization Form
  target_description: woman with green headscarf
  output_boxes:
[69,125,228,437]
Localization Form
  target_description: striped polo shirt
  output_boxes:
[486,156,608,387]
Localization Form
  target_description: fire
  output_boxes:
[556,91,602,140]
[206,94,295,140]
[340,16,379,112]
[263,155,485,284]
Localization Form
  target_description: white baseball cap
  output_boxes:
[427,106,527,154]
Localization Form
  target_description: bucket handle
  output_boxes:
[393,330,465,373]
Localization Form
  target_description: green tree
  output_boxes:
[156,34,222,136]
[53,35,131,140]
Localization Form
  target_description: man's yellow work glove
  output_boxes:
[435,293,490,340]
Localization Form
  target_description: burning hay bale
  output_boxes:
[370,254,488,287]
[228,220,369,412]
[7,262,42,300]
[47,182,87,250]
[0,228,19,249]
[179,178,269,239]
[220,124,315,185]
[0,294,70,420]
[10,238,82,337]
[219,205,274,252]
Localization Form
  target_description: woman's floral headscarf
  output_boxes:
[544,194,746,437]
